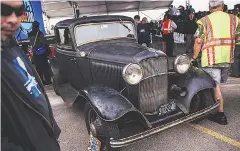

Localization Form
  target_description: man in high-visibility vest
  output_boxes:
[161,14,177,57]
[191,0,240,125]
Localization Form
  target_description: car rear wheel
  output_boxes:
[190,89,216,122]
[84,102,120,151]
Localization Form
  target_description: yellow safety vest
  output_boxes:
[197,11,239,67]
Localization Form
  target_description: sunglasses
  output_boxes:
[1,3,25,17]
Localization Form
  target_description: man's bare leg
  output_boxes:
[214,86,224,112]
[211,86,228,125]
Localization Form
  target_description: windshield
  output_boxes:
[74,21,135,46]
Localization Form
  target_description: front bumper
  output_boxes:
[110,102,220,148]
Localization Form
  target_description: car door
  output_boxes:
[56,28,82,90]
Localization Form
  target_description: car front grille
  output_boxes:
[139,57,168,114]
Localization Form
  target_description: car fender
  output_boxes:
[80,85,152,128]
[176,67,216,114]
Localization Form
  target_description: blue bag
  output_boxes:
[33,47,47,55]
[32,31,47,55]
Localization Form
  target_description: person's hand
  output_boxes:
[190,56,197,62]
[190,56,199,67]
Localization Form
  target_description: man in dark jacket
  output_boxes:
[137,17,151,47]
[28,21,52,85]
[1,1,61,151]
[184,11,198,53]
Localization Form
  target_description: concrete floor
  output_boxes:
[46,77,240,151]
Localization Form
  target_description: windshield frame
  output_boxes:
[74,21,136,46]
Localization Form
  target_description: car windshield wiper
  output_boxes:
[119,18,131,32]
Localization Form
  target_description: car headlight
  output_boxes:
[123,63,143,85]
[174,54,190,74]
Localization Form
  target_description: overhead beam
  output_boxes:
[45,7,73,12]
[42,1,68,5]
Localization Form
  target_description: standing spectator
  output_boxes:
[142,17,148,23]
[184,10,198,53]
[169,5,178,16]
[134,15,141,25]
[28,21,52,85]
[161,14,177,57]
[191,0,239,125]
[224,4,228,13]
[137,17,151,47]
[234,8,239,16]
[1,0,61,150]
[189,5,195,14]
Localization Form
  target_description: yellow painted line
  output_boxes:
[190,124,240,148]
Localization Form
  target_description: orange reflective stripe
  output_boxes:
[202,43,235,51]
[229,15,236,62]
[202,39,235,50]
[208,47,215,65]
[205,38,235,43]
[212,47,216,64]
[206,16,214,39]
[202,17,213,40]
[207,48,210,66]
[230,15,236,38]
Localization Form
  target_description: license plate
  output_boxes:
[158,102,176,116]
[87,133,101,151]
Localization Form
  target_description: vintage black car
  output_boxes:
[50,15,219,150]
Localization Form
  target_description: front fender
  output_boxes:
[176,67,216,114]
[80,85,151,127]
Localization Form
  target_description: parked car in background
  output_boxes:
[50,15,219,151]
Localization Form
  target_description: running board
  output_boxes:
[110,102,220,148]
[58,83,79,107]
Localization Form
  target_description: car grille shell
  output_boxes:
[139,57,168,114]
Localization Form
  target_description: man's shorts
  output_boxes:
[202,67,230,86]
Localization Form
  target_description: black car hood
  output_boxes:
[78,39,166,64]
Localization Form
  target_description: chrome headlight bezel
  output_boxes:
[174,54,191,74]
[122,63,143,85]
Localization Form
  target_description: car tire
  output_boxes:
[52,76,60,96]
[190,89,215,122]
[84,102,120,151]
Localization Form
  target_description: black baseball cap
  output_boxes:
[32,21,40,28]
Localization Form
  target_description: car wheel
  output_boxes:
[52,76,60,96]
[84,102,120,151]
[190,89,215,122]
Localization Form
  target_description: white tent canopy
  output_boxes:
[42,1,173,18]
